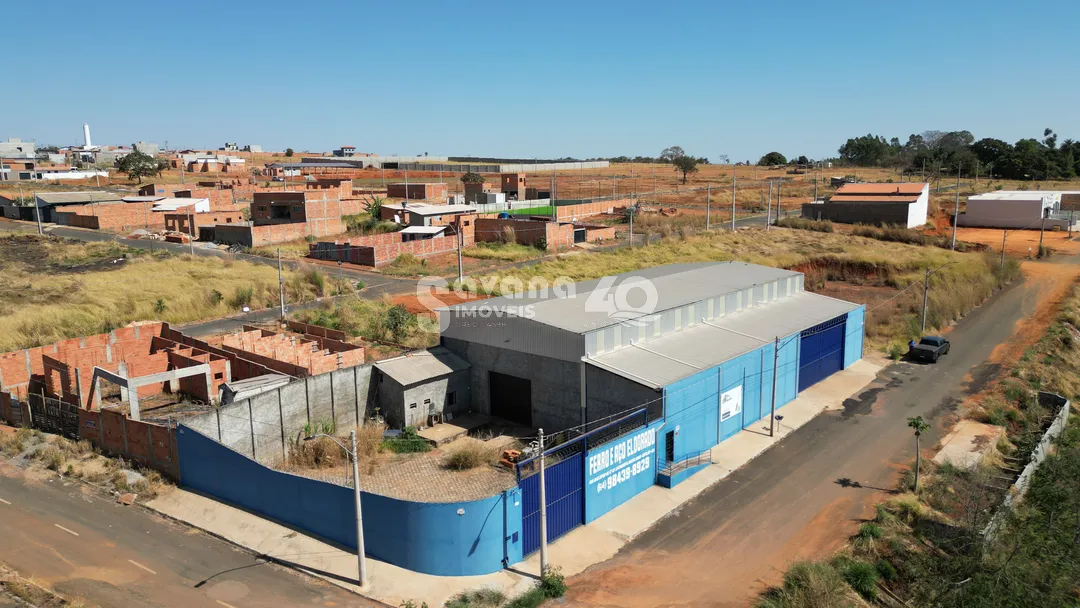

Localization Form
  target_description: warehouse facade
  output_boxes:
[439,262,865,482]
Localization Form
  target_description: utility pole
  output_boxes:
[951,167,960,250]
[187,210,195,255]
[33,190,43,235]
[766,181,773,230]
[776,181,782,219]
[611,175,616,199]
[730,173,737,231]
[404,168,409,201]
[537,428,548,576]
[1038,208,1047,257]
[628,206,635,248]
[705,184,711,230]
[921,266,930,334]
[456,223,464,284]
[813,172,818,202]
[1000,230,1007,268]
[974,161,980,189]
[769,337,779,437]
[277,248,286,320]
[180,161,185,184]
[350,430,368,587]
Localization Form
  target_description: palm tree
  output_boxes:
[907,416,930,492]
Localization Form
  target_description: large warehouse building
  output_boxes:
[439,262,865,480]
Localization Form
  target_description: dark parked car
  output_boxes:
[910,335,950,362]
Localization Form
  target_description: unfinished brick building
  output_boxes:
[309,214,476,267]
[387,182,448,200]
[0,321,366,476]
[473,217,616,250]
[213,191,346,247]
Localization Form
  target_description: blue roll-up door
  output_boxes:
[798,315,846,392]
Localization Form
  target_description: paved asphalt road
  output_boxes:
[568,269,1043,607]
[0,464,382,607]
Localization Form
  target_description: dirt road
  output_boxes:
[0,463,381,608]
[566,257,1079,608]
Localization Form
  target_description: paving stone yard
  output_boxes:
[286,437,518,502]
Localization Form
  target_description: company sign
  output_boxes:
[584,424,659,522]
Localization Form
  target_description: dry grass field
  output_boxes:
[0,235,327,351]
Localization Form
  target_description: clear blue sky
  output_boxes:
[4,0,1078,162]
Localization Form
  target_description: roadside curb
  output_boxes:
[139,499,393,607]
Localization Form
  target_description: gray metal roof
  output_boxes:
[586,291,860,389]
[441,262,800,334]
[406,204,476,216]
[400,225,446,235]
[374,347,470,386]
[36,191,122,205]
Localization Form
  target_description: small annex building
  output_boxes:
[802,182,929,228]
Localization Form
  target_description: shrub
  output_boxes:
[305,268,327,296]
[856,522,883,540]
[757,561,853,608]
[382,426,431,453]
[153,298,167,314]
[230,286,254,308]
[36,444,65,471]
[443,439,502,470]
[775,217,834,233]
[534,234,548,251]
[287,436,346,469]
[539,566,568,598]
[385,304,415,342]
[446,588,506,608]
[208,289,224,306]
[841,561,878,600]
[874,558,897,582]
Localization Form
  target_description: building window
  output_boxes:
[448,391,457,406]
[424,398,431,405]
[214,372,224,380]
[409,402,417,409]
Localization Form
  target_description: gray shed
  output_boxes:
[373,347,471,429]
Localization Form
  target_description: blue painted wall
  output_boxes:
[844,306,866,369]
[177,425,522,576]
[584,420,662,523]
[658,335,801,471]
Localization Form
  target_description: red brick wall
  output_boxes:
[54,201,170,232]
[554,198,629,221]
[309,215,475,267]
[79,408,178,478]
[387,183,448,200]
[163,209,245,233]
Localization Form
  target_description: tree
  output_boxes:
[460,172,485,184]
[758,152,787,166]
[907,416,930,492]
[116,150,167,183]
[285,148,294,157]
[659,146,685,163]
[795,155,810,166]
[672,155,699,184]
[362,195,384,220]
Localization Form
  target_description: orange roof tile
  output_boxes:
[836,183,926,195]
[829,194,920,203]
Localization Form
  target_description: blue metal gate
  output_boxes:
[518,409,649,556]
[520,452,584,556]
[798,315,846,392]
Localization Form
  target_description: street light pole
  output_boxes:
[350,430,367,587]
[705,184,711,231]
[277,248,286,320]
[537,428,548,575]
[306,432,366,587]
[951,167,960,250]
[921,266,931,334]
[769,337,779,437]
[730,172,737,232]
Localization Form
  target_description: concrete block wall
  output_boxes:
[181,363,377,465]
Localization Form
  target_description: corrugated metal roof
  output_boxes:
[586,291,859,388]
[406,204,476,216]
[374,347,470,386]
[36,191,122,205]
[121,196,166,202]
[400,225,446,235]
[441,262,799,334]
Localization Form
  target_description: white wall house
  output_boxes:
[958,191,1075,230]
